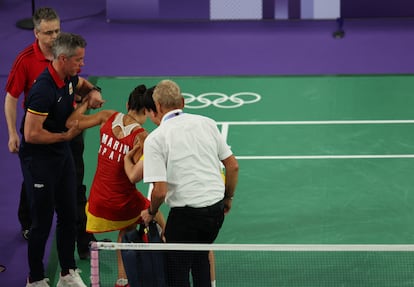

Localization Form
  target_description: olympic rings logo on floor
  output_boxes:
[183,92,261,109]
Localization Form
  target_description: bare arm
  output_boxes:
[222,154,239,214]
[66,100,114,130]
[124,131,148,183]
[24,112,81,144]
[4,93,19,153]
[153,210,166,241]
[124,146,144,183]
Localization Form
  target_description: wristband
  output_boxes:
[224,195,234,200]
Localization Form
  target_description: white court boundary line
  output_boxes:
[236,155,414,160]
[217,120,414,160]
[217,120,414,126]
[93,242,414,252]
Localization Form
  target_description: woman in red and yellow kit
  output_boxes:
[67,84,164,287]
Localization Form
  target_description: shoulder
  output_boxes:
[29,76,56,102]
[11,44,37,69]
[145,129,158,143]
[98,110,117,123]
[31,74,53,90]
[32,71,54,89]
[104,110,117,116]
[92,109,116,117]
[15,43,35,61]
[133,127,148,142]
[88,110,116,127]
[138,127,149,138]
[8,44,35,74]
[186,113,216,124]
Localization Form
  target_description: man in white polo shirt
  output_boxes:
[141,79,239,287]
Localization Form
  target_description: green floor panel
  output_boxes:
[48,74,414,286]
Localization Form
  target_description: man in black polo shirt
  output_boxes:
[20,32,104,287]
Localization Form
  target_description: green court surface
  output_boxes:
[48,74,414,286]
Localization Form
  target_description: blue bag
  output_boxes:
[122,221,167,287]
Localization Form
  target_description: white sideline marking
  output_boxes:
[216,120,414,160]
[217,120,414,125]
[236,155,414,160]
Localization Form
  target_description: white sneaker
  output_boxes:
[26,278,50,287]
[56,269,87,287]
[115,278,129,286]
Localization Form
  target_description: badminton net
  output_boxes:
[90,242,414,287]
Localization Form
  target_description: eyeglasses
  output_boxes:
[39,29,60,36]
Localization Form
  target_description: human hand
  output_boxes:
[64,120,82,140]
[140,208,154,226]
[125,145,138,164]
[223,197,233,214]
[87,90,105,109]
[8,132,20,153]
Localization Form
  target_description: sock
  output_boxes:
[211,280,216,287]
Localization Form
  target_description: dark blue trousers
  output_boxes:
[20,144,78,281]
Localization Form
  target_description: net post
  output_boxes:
[90,241,99,287]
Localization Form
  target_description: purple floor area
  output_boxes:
[1,0,414,285]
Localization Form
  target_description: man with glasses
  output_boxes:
[4,7,97,259]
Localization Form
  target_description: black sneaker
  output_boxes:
[22,229,30,240]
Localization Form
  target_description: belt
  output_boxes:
[171,199,224,213]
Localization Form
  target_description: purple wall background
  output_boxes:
[106,0,414,21]
[342,0,414,18]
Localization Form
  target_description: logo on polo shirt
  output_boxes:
[69,82,73,95]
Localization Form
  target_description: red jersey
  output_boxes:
[86,112,150,233]
[5,41,51,102]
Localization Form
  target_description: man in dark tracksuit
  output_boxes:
[20,32,103,287]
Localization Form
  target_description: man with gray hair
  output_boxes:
[141,79,239,287]
[20,32,103,287]
[4,7,97,261]
[5,7,61,241]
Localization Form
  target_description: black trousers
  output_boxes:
[18,133,94,251]
[69,132,96,252]
[164,200,225,287]
[18,182,31,230]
